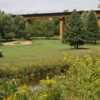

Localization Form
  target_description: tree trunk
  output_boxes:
[74,42,79,49]
[94,40,97,44]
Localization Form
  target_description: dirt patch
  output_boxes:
[3,40,32,46]
[18,41,32,45]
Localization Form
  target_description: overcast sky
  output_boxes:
[0,0,99,14]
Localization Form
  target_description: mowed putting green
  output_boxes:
[0,40,100,68]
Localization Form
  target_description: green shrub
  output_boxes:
[0,51,3,58]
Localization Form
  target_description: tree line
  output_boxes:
[0,11,59,41]
[0,10,99,48]
[63,10,100,48]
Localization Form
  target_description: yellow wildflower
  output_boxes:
[40,76,56,87]
[64,56,67,60]
[40,92,48,97]
[17,84,28,93]
[4,95,13,100]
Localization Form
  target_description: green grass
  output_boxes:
[0,39,100,68]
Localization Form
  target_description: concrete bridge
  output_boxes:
[19,10,100,40]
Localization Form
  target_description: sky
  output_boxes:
[0,0,99,14]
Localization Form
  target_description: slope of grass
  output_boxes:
[0,39,100,69]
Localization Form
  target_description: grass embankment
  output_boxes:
[0,39,100,68]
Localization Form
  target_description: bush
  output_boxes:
[29,20,56,37]
[0,51,3,57]
[4,32,15,41]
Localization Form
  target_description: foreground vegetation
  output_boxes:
[0,53,100,100]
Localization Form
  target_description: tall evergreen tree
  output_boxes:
[14,16,26,38]
[80,11,89,42]
[0,11,15,40]
[86,11,100,44]
[64,10,84,49]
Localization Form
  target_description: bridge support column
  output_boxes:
[59,17,64,40]
[97,19,100,27]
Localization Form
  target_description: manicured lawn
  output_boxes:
[0,39,100,68]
